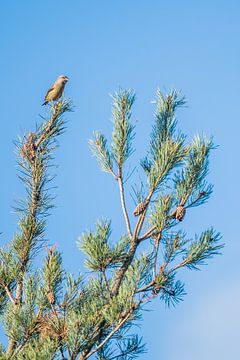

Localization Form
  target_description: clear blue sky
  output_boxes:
[1,1,240,359]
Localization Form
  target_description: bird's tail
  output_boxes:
[42,100,48,106]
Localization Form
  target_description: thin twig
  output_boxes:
[118,172,132,237]
[4,285,16,306]
[133,190,153,240]
[135,280,155,294]
[10,327,36,359]
[138,226,156,242]
[110,345,140,360]
[185,191,205,209]
[169,259,188,273]
[83,311,133,360]
[153,232,162,278]
[111,191,153,296]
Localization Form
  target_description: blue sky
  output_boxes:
[1,1,240,358]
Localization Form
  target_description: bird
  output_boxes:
[42,75,69,106]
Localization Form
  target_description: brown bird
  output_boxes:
[42,75,69,105]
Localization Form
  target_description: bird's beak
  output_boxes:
[64,76,69,81]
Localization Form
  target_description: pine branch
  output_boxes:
[112,90,135,237]
[171,228,223,271]
[89,132,116,178]
[5,100,71,356]
[142,90,188,192]
[42,246,64,307]
[174,135,214,208]
[111,89,135,167]
[112,92,186,294]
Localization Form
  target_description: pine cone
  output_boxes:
[47,291,55,305]
[175,205,186,221]
[38,313,67,340]
[21,132,36,162]
[133,201,147,216]
[27,133,36,162]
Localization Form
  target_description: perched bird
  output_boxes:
[42,75,69,105]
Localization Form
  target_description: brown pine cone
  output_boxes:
[175,205,186,221]
[133,201,147,216]
[47,291,55,305]
[21,132,36,162]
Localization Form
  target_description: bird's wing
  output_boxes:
[44,85,55,101]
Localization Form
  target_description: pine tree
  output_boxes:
[0,90,223,359]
